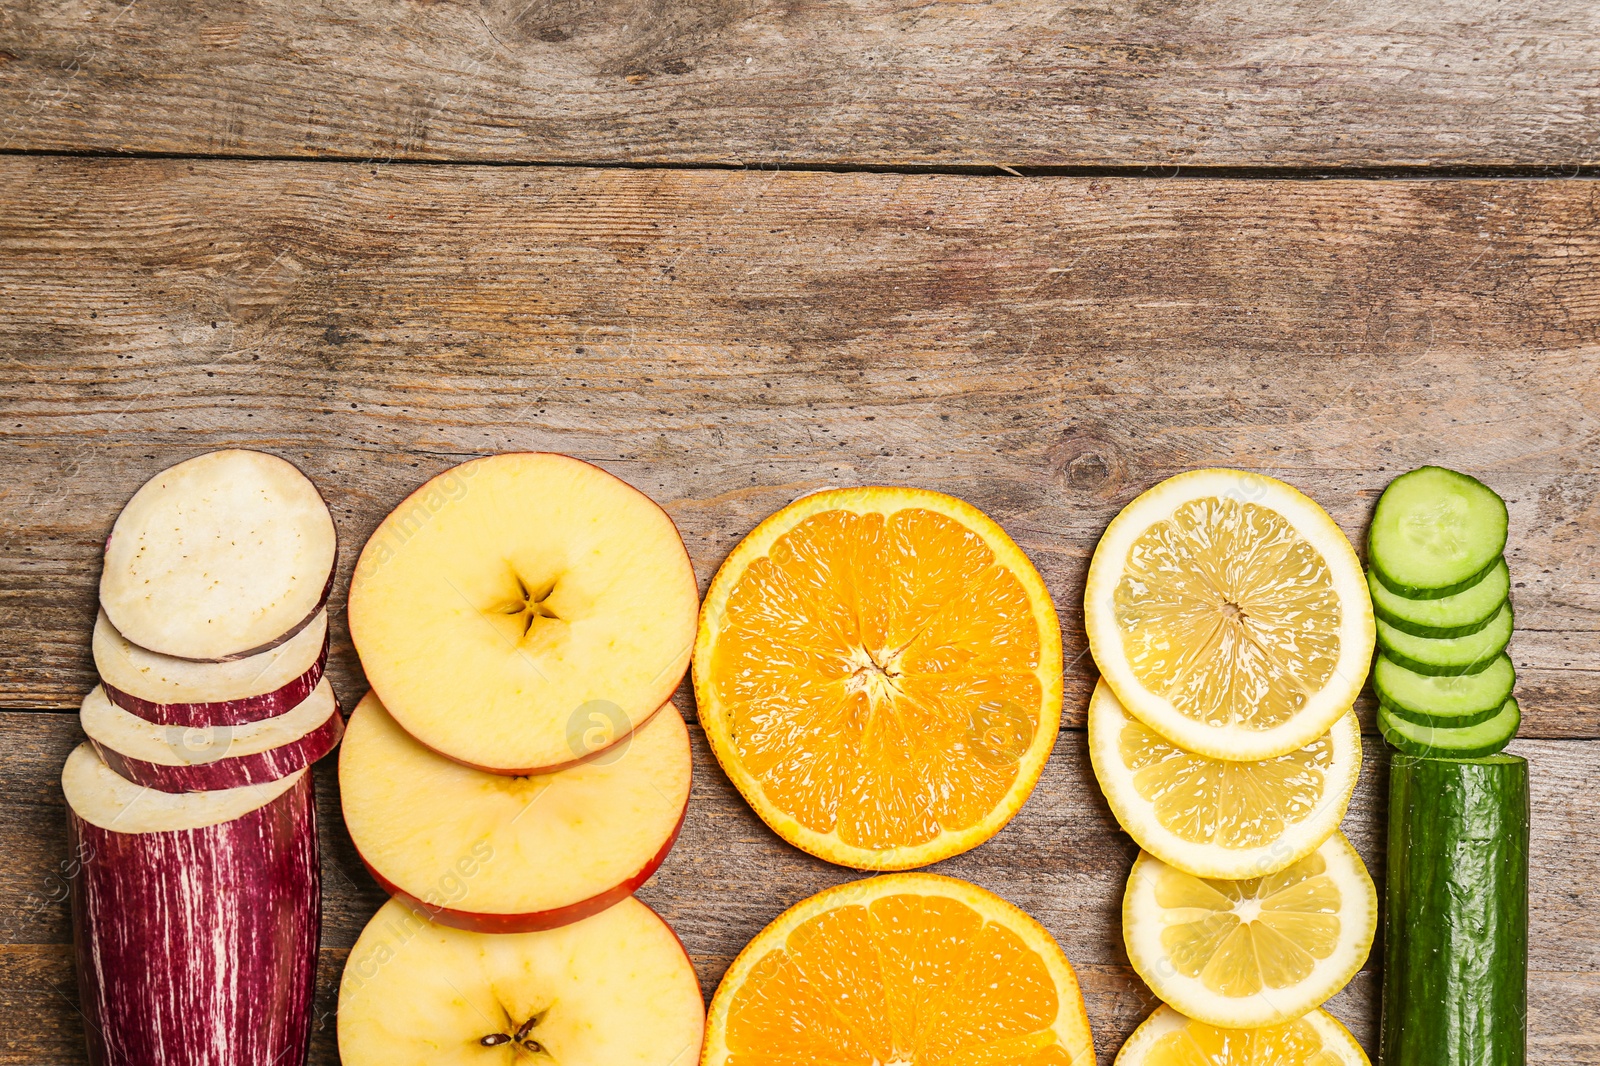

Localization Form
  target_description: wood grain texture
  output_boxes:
[1,712,1596,1063]
[1,159,1597,735]
[1,0,1598,166]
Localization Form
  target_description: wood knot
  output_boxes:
[1049,432,1126,498]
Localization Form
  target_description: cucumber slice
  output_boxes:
[1377,601,1512,676]
[1374,652,1516,726]
[1368,559,1509,638]
[1369,467,1508,597]
[1379,698,1520,758]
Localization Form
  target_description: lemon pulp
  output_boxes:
[1113,496,1342,730]
[1156,852,1343,997]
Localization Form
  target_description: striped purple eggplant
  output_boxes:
[94,609,330,728]
[64,745,320,1066]
[80,679,342,794]
[92,705,344,793]
[100,651,326,728]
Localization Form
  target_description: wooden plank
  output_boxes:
[1,159,1597,735]
[0,0,1597,166]
[2,712,1595,1063]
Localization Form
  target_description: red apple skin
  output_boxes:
[70,770,320,1066]
[101,637,328,728]
[359,783,689,934]
[89,707,344,794]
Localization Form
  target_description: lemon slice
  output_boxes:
[1122,832,1376,1028]
[1085,469,1373,761]
[1114,1005,1369,1066]
[1089,679,1361,879]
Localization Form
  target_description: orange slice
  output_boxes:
[694,487,1062,870]
[702,872,1094,1066]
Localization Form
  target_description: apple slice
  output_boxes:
[348,453,698,774]
[81,678,343,793]
[95,608,329,727]
[100,449,337,661]
[64,744,319,1066]
[340,690,690,933]
[338,896,704,1066]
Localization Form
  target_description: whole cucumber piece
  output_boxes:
[1382,752,1529,1066]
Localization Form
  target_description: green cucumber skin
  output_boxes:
[1380,643,1504,678]
[1382,754,1528,1066]
[1377,602,1513,677]
[1373,551,1504,600]
[1379,699,1520,758]
[1372,652,1516,724]
[1369,562,1509,639]
[1381,695,1504,729]
[1375,601,1501,640]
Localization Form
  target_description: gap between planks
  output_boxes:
[2,146,1600,181]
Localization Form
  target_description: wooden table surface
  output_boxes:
[2,3,1598,1062]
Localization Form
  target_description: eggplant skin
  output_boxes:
[90,708,345,794]
[102,644,327,727]
[70,772,320,1066]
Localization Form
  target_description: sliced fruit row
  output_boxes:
[689,486,1097,1062]
[1085,471,1376,1057]
[67,449,345,1066]
[334,455,707,1064]
[336,454,698,934]
[1089,680,1362,881]
[1083,469,1371,884]
[1084,468,1374,763]
[1110,759,1378,1040]
[1123,831,1376,1030]
[1368,467,1519,758]
[339,692,691,933]
[339,897,705,1065]
[347,452,700,775]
